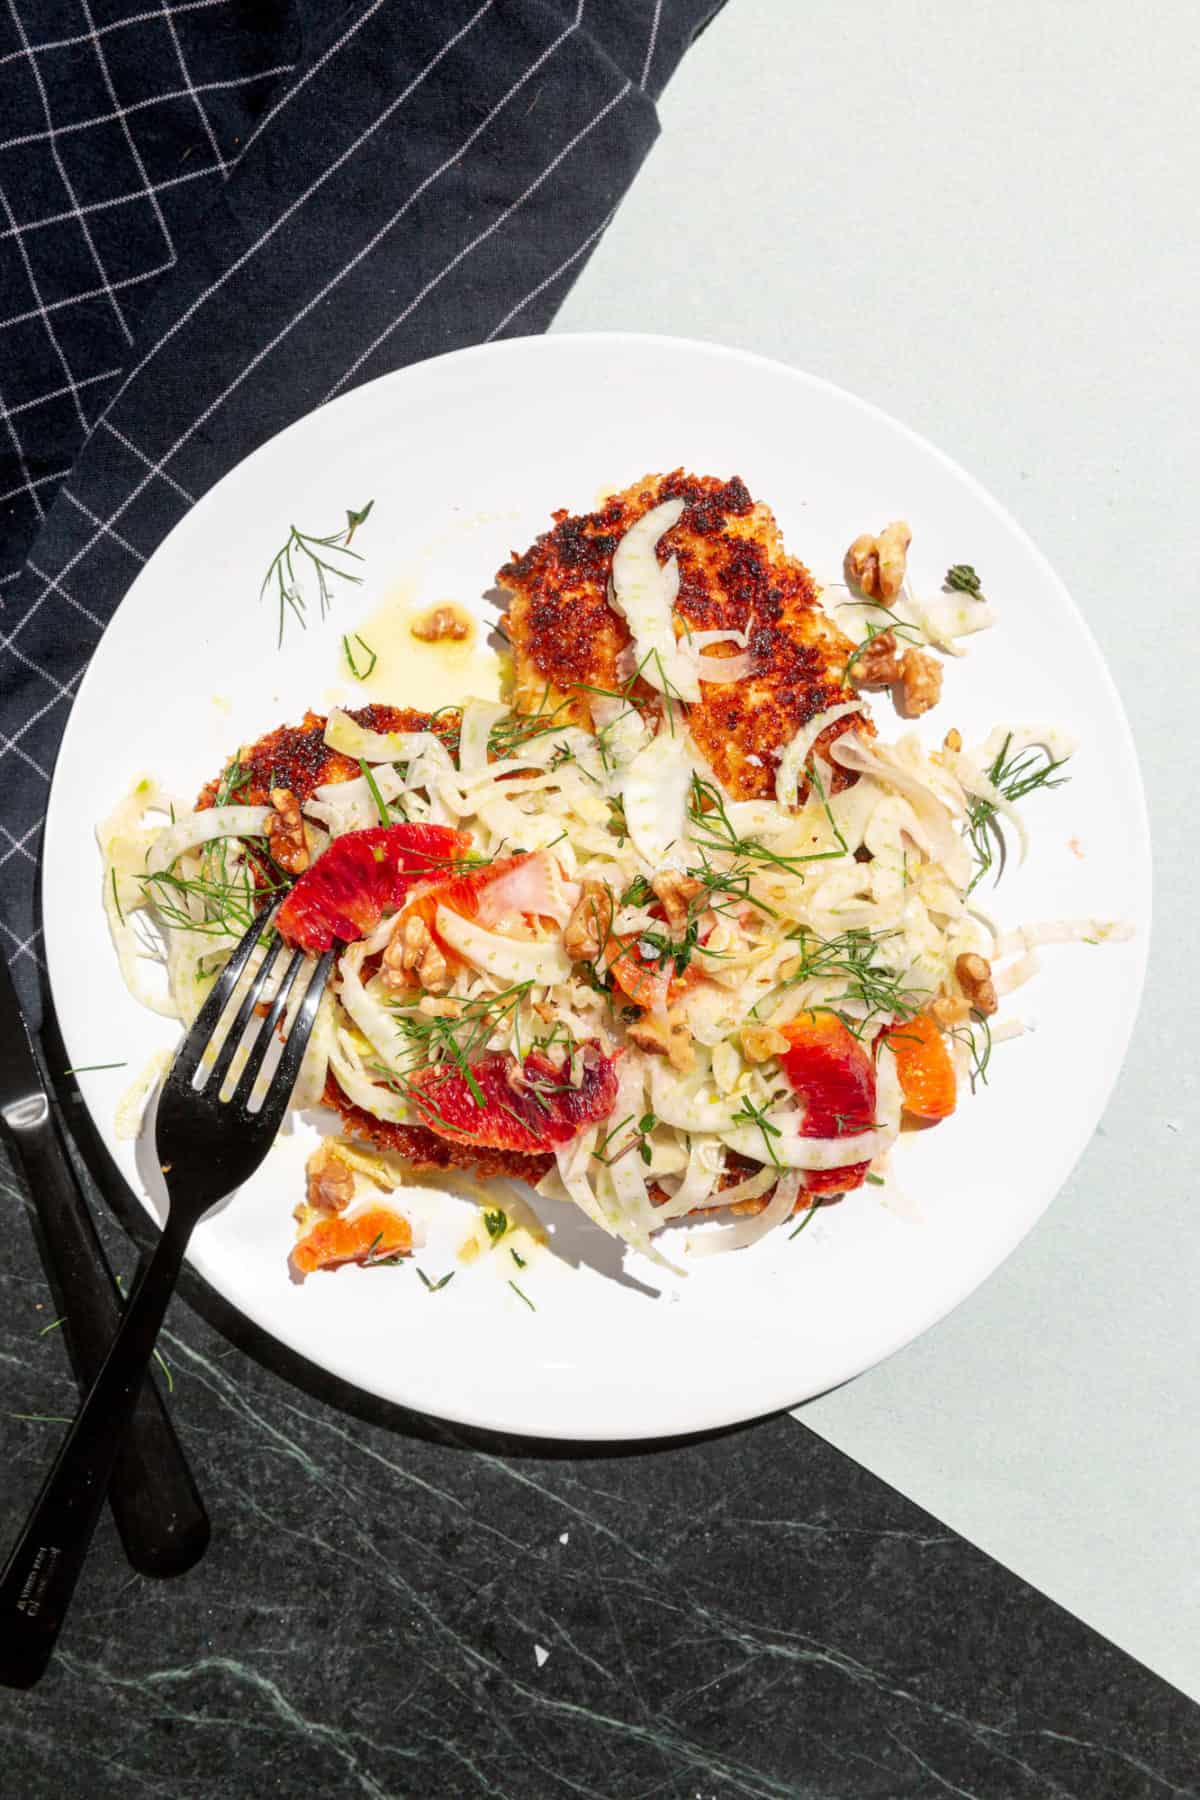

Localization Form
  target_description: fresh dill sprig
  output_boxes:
[842,615,923,682]
[508,1279,536,1311]
[488,685,578,759]
[358,758,391,827]
[261,499,374,647]
[965,733,1071,891]
[944,563,983,596]
[777,926,928,1035]
[688,774,845,880]
[730,1096,784,1168]
[950,1008,994,1093]
[343,633,378,680]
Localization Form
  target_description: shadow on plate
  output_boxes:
[38,976,770,1463]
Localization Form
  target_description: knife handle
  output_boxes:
[7,1108,210,1579]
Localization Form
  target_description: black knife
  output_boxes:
[0,954,209,1577]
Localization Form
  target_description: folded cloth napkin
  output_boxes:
[0,0,726,1015]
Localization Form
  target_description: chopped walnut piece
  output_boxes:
[410,604,470,643]
[849,629,902,687]
[930,993,971,1028]
[898,648,943,717]
[563,880,614,962]
[740,1023,789,1063]
[265,786,309,874]
[418,995,462,1018]
[650,871,704,930]
[306,1141,355,1213]
[627,1009,695,1073]
[943,727,963,752]
[955,952,998,1016]
[380,913,451,993]
[844,520,911,602]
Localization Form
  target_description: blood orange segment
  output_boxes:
[408,1047,618,1151]
[275,823,471,951]
[779,1010,877,1194]
[290,1206,412,1278]
[397,854,535,961]
[882,1011,957,1120]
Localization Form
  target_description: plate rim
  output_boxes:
[41,330,1154,1440]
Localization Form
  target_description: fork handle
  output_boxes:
[12,1115,209,1578]
[0,1212,193,1689]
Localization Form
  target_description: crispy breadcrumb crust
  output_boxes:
[498,470,868,801]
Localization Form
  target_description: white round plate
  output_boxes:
[44,335,1150,1441]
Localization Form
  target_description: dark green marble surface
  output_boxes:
[1,1120,1197,1800]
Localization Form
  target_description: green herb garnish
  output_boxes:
[508,1280,536,1312]
[358,758,391,827]
[261,500,374,646]
[343,633,378,680]
[483,1209,509,1242]
[965,733,1070,891]
[417,1267,455,1293]
[944,563,983,596]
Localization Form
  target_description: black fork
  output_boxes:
[0,914,333,1688]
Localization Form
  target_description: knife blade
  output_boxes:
[0,953,209,1577]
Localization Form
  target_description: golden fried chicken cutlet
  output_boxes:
[497,471,867,801]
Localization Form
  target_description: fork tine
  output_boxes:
[203,933,287,1095]
[167,909,276,1088]
[228,946,306,1107]
[240,949,334,1128]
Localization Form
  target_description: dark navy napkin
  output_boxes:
[0,0,725,1016]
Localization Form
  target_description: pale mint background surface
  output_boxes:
[554,0,1198,1701]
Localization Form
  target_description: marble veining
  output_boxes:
[1,1143,1197,1800]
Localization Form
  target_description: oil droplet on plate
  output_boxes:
[337,586,503,712]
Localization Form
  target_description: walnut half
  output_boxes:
[306,1141,355,1212]
[844,520,912,602]
[898,648,943,717]
[563,880,614,962]
[650,871,704,930]
[380,913,451,993]
[955,952,998,1017]
[265,786,309,874]
[411,604,470,643]
[627,1009,695,1073]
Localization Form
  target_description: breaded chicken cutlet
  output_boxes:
[497,471,868,801]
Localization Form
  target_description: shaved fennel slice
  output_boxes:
[458,699,508,774]
[897,577,996,655]
[995,950,1040,996]
[775,702,865,810]
[306,764,406,836]
[324,707,453,767]
[831,732,971,887]
[976,723,1078,768]
[473,851,579,929]
[336,941,409,1075]
[649,1059,745,1134]
[654,1135,725,1223]
[327,1028,409,1124]
[623,728,693,870]
[720,1111,888,1169]
[686,1171,802,1256]
[947,754,1031,866]
[994,917,1134,956]
[435,905,571,985]
[115,1050,173,1140]
[608,498,699,703]
[145,806,272,877]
